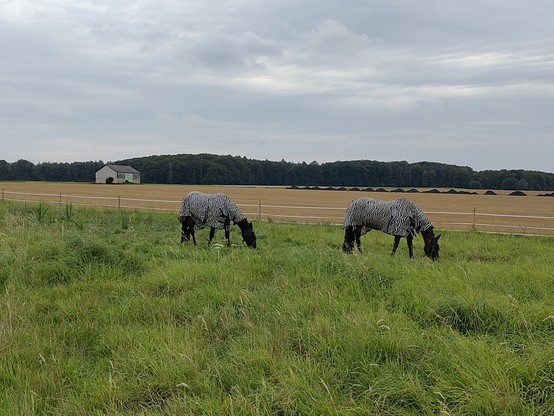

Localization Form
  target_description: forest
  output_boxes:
[1,154,553,190]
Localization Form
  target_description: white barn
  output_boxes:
[95,165,141,184]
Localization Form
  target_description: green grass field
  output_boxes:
[1,201,552,415]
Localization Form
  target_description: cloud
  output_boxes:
[0,0,553,172]
[179,31,281,72]
[291,18,383,62]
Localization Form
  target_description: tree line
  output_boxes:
[1,154,553,190]
[0,160,105,183]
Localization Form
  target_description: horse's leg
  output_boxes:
[208,227,216,246]
[180,219,187,243]
[224,220,231,247]
[355,227,363,253]
[407,234,414,258]
[391,235,401,255]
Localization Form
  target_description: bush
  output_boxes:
[500,177,518,190]
[468,180,482,189]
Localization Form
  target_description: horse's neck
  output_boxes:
[421,227,434,245]
[236,218,249,231]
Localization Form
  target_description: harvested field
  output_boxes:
[1,182,553,235]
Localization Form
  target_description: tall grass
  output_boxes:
[0,201,552,415]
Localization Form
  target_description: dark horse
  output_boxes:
[179,191,256,248]
[342,197,440,260]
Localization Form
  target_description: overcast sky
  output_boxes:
[1,0,553,172]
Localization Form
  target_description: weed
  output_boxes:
[63,202,74,221]
[35,201,49,223]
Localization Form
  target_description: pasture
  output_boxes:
[0,198,552,415]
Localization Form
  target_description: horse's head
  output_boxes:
[424,231,441,261]
[241,221,257,248]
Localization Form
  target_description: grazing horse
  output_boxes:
[179,191,256,248]
[342,197,440,260]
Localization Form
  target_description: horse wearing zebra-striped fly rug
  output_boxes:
[342,197,440,260]
[179,191,256,248]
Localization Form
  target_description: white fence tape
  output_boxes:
[1,190,553,235]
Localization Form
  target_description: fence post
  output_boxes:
[258,199,262,220]
[472,207,476,232]
[1,188,3,200]
[118,195,121,210]
[59,192,62,206]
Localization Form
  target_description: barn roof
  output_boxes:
[105,164,140,174]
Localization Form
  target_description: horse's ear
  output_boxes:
[435,234,441,241]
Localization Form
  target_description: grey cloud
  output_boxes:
[182,31,281,71]
[1,0,553,171]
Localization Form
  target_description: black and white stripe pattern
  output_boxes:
[179,191,245,231]
[343,197,432,237]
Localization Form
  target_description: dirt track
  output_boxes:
[1,182,553,235]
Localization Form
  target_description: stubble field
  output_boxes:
[1,181,553,234]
